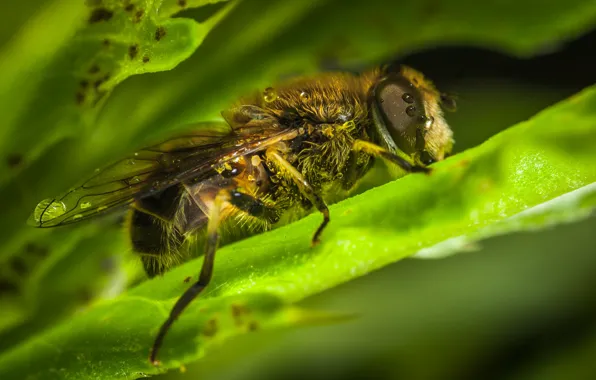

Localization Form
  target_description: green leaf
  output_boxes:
[0,292,345,379]
[0,0,222,185]
[0,224,127,352]
[0,0,595,378]
[1,82,595,379]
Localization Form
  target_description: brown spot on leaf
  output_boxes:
[231,304,250,326]
[89,8,113,24]
[178,0,187,7]
[183,276,191,283]
[0,279,18,295]
[155,26,166,41]
[88,64,100,74]
[128,44,138,59]
[133,9,144,23]
[202,318,218,337]
[25,243,49,257]
[93,74,110,89]
[10,257,28,276]
[248,321,259,331]
[142,55,150,63]
[231,304,249,318]
[102,38,111,47]
[124,3,135,12]
[79,80,89,88]
[79,289,94,303]
[6,154,23,168]
[76,91,86,104]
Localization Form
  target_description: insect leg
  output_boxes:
[266,149,329,245]
[149,191,228,366]
[341,150,375,191]
[352,139,430,174]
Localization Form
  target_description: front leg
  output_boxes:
[266,149,330,245]
[352,140,430,174]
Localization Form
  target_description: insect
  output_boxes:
[29,64,455,364]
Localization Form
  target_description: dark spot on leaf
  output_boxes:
[6,154,23,168]
[155,26,166,41]
[88,64,100,74]
[248,321,259,331]
[134,9,144,23]
[102,38,111,47]
[10,257,28,276]
[25,243,49,257]
[0,279,18,295]
[88,8,113,24]
[128,44,139,59]
[178,0,187,7]
[76,91,86,104]
[79,79,89,88]
[142,55,150,63]
[183,276,191,283]
[124,3,134,12]
[231,303,249,318]
[79,289,94,303]
[93,73,110,89]
[231,304,250,326]
[202,318,217,337]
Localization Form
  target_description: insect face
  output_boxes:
[369,66,454,165]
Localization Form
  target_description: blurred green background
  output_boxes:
[0,1,595,379]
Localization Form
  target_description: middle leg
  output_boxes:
[266,149,329,245]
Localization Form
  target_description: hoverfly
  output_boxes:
[29,64,455,364]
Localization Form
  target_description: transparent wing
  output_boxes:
[29,121,298,227]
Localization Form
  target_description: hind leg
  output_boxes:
[149,188,280,364]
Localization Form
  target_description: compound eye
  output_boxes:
[374,75,427,155]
